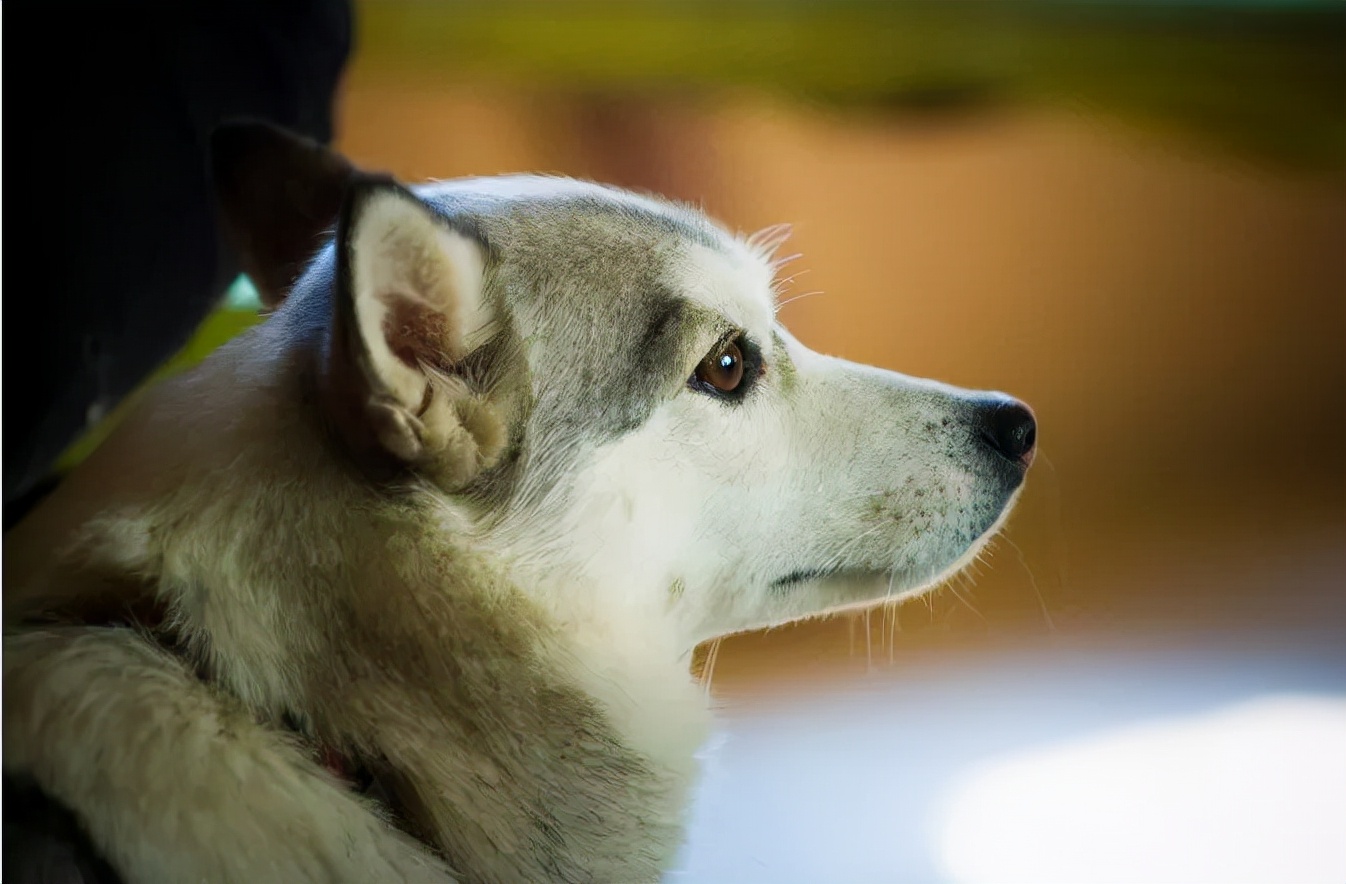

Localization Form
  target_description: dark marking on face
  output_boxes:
[583,288,726,437]
[770,567,839,592]
[770,332,798,394]
[635,296,689,379]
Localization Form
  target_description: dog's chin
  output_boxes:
[763,486,1024,627]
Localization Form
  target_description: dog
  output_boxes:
[3,121,1036,883]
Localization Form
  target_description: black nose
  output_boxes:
[977,397,1037,467]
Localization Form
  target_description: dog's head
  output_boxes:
[207,123,1035,653]
[16,123,1032,656]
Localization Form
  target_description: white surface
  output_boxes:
[938,694,1346,884]
[671,640,1346,883]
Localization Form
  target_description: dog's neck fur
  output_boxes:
[20,316,707,882]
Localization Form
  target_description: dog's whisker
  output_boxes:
[887,599,899,665]
[774,289,824,313]
[864,607,873,672]
[1004,533,1056,632]
[1038,449,1070,629]
[743,222,794,260]
[947,579,988,625]
[880,600,890,664]
[699,637,723,697]
[771,266,810,287]
[769,268,812,300]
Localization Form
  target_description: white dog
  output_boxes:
[4,122,1036,883]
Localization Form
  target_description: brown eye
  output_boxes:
[695,339,745,393]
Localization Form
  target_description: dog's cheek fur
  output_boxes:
[3,628,455,884]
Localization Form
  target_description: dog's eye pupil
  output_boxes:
[696,340,745,393]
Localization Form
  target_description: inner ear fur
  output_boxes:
[328,180,505,488]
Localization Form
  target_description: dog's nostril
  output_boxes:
[978,399,1037,468]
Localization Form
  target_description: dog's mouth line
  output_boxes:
[770,567,884,591]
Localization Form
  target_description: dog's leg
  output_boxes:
[4,627,456,884]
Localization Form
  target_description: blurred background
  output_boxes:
[58,1,1346,881]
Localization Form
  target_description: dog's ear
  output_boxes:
[327,179,505,487]
[211,120,356,308]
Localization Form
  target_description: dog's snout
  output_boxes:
[975,397,1037,468]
